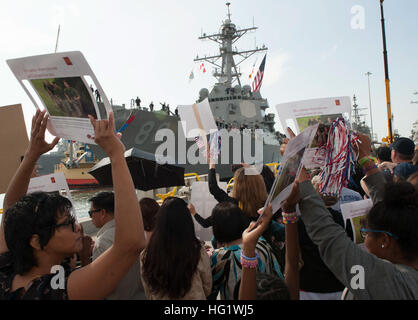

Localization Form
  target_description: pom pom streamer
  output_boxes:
[318,118,359,198]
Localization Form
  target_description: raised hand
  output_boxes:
[282,181,300,213]
[207,145,215,168]
[280,138,289,156]
[378,161,396,173]
[280,127,297,156]
[88,112,125,158]
[242,204,273,250]
[26,110,60,160]
[356,132,372,159]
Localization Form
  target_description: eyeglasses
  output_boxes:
[360,228,399,240]
[88,208,101,218]
[54,216,77,232]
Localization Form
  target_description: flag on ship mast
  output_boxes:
[200,63,206,74]
[249,56,258,79]
[252,54,266,92]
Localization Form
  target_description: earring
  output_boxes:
[381,244,385,248]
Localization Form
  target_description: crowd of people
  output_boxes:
[0,110,417,300]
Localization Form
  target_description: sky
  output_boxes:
[0,0,417,143]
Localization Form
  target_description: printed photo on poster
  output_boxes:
[352,215,367,244]
[296,113,343,132]
[341,199,373,248]
[30,77,97,119]
[271,147,305,201]
[265,124,318,213]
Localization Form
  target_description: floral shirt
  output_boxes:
[0,252,71,300]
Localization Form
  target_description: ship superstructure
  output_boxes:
[40,3,284,181]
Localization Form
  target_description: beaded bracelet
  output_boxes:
[282,211,297,218]
[282,216,299,225]
[240,252,259,269]
[282,211,299,225]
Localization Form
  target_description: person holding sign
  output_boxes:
[0,110,146,300]
[280,133,418,300]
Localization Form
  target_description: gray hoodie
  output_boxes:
[298,171,418,300]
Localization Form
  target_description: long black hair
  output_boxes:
[4,192,73,274]
[141,197,202,299]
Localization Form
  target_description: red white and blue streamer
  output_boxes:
[318,118,359,197]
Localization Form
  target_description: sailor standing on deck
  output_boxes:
[95,89,102,102]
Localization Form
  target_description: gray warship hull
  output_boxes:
[89,106,282,180]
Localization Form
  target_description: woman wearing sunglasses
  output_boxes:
[0,110,146,300]
[280,133,418,300]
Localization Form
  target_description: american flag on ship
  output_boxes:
[252,54,267,93]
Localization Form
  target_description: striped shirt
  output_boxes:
[210,237,284,300]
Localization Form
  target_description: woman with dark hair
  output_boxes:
[140,197,212,300]
[139,197,160,244]
[209,202,284,300]
[281,133,418,299]
[0,111,146,300]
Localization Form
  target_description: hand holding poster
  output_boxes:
[264,124,318,214]
[7,51,112,144]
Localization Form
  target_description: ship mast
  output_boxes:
[194,2,267,88]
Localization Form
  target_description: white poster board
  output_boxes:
[275,97,352,137]
[190,181,227,242]
[27,172,76,219]
[177,98,218,139]
[276,97,352,169]
[341,199,373,250]
[7,51,112,144]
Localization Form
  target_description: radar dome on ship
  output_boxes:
[199,88,209,100]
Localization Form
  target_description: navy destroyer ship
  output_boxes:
[40,3,285,180]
